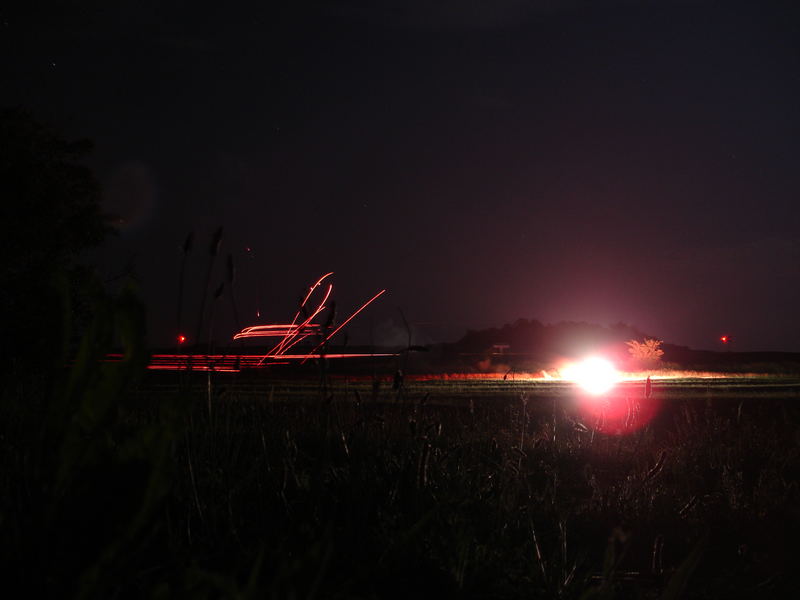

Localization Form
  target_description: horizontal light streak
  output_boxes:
[101,353,396,372]
[234,324,322,339]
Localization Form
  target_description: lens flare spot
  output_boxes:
[561,357,618,394]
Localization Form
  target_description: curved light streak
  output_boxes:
[229,272,386,366]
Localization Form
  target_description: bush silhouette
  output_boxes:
[626,338,665,366]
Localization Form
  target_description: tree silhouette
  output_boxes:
[1,109,112,371]
[626,338,665,367]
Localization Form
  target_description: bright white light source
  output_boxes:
[561,357,618,395]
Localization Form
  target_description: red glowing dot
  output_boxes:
[178,334,187,344]
[720,336,728,343]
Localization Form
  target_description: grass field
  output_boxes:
[4,367,800,598]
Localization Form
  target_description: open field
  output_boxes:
[136,371,800,596]
[130,370,800,403]
[4,368,800,597]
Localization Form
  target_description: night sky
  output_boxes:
[3,1,800,351]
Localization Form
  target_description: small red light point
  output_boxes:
[720,335,728,343]
[178,334,187,344]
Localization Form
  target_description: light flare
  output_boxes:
[560,357,619,394]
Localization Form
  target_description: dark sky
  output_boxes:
[3,0,800,350]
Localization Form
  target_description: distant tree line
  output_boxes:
[451,318,655,359]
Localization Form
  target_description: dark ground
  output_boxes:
[3,360,800,598]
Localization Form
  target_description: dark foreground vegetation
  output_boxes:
[3,330,800,598]
[3,111,799,597]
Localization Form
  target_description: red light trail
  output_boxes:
[289,272,333,326]
[270,282,333,358]
[262,272,333,359]
[150,273,387,370]
[135,353,397,372]
[225,272,387,368]
[301,289,387,363]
